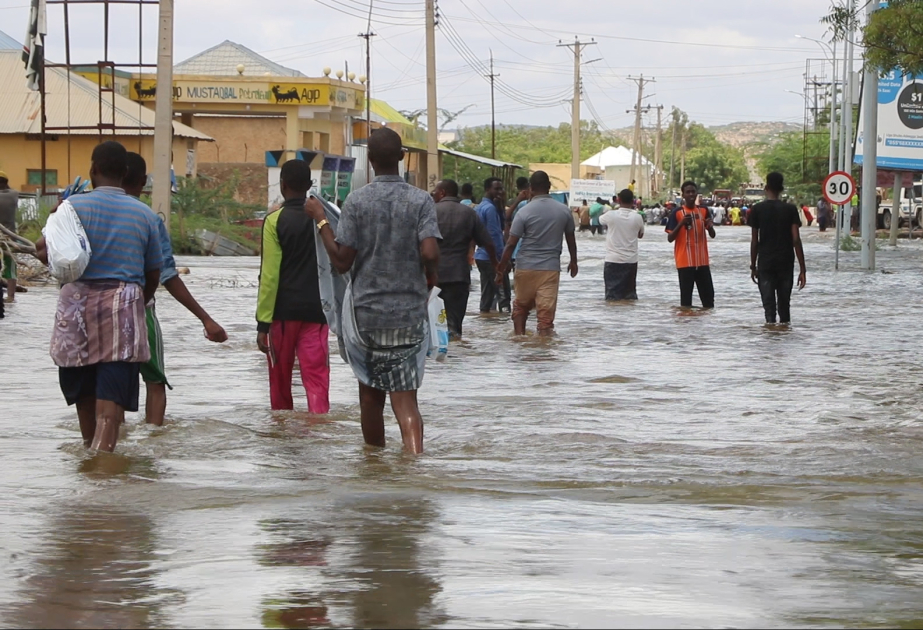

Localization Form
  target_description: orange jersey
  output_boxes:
[667,206,711,269]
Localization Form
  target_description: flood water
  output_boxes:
[3,225,923,628]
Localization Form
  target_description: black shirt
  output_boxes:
[749,200,801,271]
[435,196,493,284]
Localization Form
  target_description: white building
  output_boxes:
[582,146,656,200]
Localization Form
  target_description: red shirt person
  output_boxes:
[665,181,716,308]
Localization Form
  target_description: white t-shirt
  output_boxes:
[600,208,645,264]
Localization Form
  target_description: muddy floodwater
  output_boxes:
[2,226,923,629]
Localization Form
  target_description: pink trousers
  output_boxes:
[268,321,330,413]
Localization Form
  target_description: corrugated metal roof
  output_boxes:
[0,51,212,141]
[0,30,20,51]
[440,148,522,169]
[370,98,414,125]
[175,41,305,77]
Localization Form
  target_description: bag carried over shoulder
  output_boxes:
[43,199,92,284]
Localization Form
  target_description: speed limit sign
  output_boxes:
[823,171,857,205]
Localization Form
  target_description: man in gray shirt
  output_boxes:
[432,178,498,339]
[496,171,577,336]
[0,171,19,303]
[307,127,441,454]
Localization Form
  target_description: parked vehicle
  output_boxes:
[877,181,923,230]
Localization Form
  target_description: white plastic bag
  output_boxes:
[43,199,91,284]
[426,287,449,362]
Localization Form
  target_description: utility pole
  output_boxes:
[829,41,838,175]
[359,30,376,180]
[860,0,879,270]
[559,38,595,182]
[151,0,174,230]
[669,108,678,193]
[488,50,498,160]
[680,129,687,185]
[654,104,664,195]
[627,75,654,187]
[425,0,439,192]
[841,0,856,236]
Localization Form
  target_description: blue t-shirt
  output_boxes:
[155,218,178,285]
[69,187,162,286]
[474,198,504,262]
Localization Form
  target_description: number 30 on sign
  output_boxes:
[823,171,857,206]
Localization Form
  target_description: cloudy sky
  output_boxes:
[1,0,843,130]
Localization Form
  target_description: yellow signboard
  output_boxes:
[130,79,363,110]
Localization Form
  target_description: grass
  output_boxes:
[170,214,261,255]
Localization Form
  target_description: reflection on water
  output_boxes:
[3,230,923,627]
[4,506,168,629]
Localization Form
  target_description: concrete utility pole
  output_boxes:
[488,50,498,160]
[829,41,838,175]
[359,30,375,180]
[889,173,902,246]
[842,0,857,234]
[425,0,439,192]
[627,75,654,186]
[680,129,687,184]
[654,104,664,195]
[669,108,678,193]
[559,38,595,181]
[151,0,174,230]
[860,0,879,270]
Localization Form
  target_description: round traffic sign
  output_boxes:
[823,171,857,206]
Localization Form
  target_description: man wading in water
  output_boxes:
[305,128,441,454]
[666,180,716,309]
[748,171,807,324]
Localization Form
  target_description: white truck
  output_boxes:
[877,181,923,230]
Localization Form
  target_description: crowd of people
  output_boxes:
[6,129,808,457]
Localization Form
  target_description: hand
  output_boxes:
[750,267,758,284]
[705,217,714,230]
[682,214,693,227]
[568,259,578,278]
[257,332,270,354]
[204,319,228,343]
[797,270,807,290]
[304,196,326,222]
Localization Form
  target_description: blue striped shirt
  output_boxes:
[69,187,163,285]
[155,218,178,285]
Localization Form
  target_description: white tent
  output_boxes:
[581,146,653,169]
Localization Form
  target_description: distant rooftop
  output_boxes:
[175,40,305,77]
[0,29,20,51]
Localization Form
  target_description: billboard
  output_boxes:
[569,179,616,206]
[855,71,923,171]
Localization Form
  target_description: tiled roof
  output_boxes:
[175,41,305,77]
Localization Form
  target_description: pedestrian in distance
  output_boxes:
[431,178,499,339]
[0,171,19,308]
[256,159,330,413]
[600,188,644,301]
[475,176,510,314]
[749,172,807,325]
[666,180,716,309]
[496,170,577,336]
[305,127,441,454]
[123,153,227,426]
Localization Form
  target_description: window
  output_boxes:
[26,169,57,187]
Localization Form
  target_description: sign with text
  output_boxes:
[569,179,616,206]
[856,71,923,171]
[823,171,857,206]
[130,79,363,110]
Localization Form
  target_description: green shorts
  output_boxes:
[2,254,15,280]
[140,303,173,389]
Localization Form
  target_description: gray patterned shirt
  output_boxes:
[336,175,441,330]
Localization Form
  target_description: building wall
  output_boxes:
[604,165,652,199]
[0,133,201,193]
[528,163,602,191]
[190,115,350,164]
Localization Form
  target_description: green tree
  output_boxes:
[756,130,830,204]
[824,0,923,75]
[662,111,749,193]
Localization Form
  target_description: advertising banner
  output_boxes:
[856,71,923,171]
[569,179,616,206]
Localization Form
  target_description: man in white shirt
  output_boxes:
[599,188,645,300]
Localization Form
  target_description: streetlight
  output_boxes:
[796,34,838,174]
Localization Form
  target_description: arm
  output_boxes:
[33,235,48,265]
[163,276,227,342]
[255,213,282,352]
[750,227,759,284]
[667,212,692,243]
[306,197,357,273]
[704,211,716,238]
[565,231,578,277]
[792,223,807,289]
[420,236,440,289]
[143,268,160,303]
[495,235,520,284]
